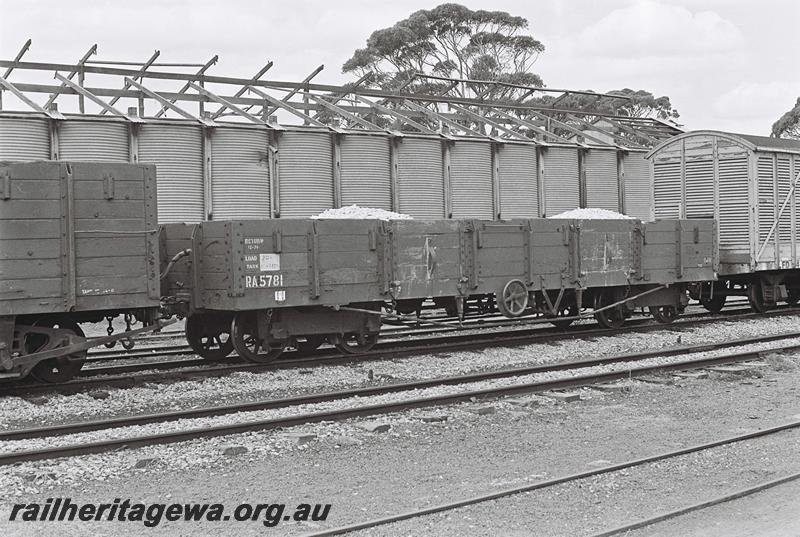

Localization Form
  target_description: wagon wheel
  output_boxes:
[295,335,326,354]
[747,280,773,313]
[185,314,234,360]
[594,291,625,329]
[649,305,679,324]
[231,312,286,364]
[700,294,726,314]
[334,332,379,354]
[496,279,529,318]
[28,318,88,383]
[548,303,578,329]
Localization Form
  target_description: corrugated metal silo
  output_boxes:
[138,123,205,223]
[339,134,391,209]
[541,146,579,216]
[396,137,445,219]
[211,127,271,220]
[621,151,652,220]
[497,143,539,218]
[449,140,493,219]
[58,118,130,162]
[277,130,334,218]
[584,148,619,211]
[0,115,50,160]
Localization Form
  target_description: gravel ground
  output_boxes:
[0,347,799,536]
[2,314,799,431]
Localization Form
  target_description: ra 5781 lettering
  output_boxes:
[245,274,284,288]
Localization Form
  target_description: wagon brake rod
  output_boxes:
[332,306,468,330]
[755,169,800,263]
[8,318,177,372]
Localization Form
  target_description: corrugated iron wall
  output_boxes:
[396,137,446,219]
[339,134,392,210]
[449,141,494,219]
[542,147,579,216]
[138,123,204,223]
[58,120,130,162]
[584,148,619,211]
[0,117,50,160]
[622,152,652,220]
[497,143,539,218]
[211,127,271,220]
[0,114,648,222]
[277,131,334,218]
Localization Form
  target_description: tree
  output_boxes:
[342,3,545,98]
[772,97,800,139]
[538,89,680,120]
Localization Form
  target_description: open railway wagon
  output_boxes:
[160,216,717,363]
[648,131,800,312]
[0,160,168,382]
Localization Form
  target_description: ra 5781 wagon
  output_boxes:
[160,217,717,363]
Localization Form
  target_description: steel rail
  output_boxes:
[303,420,800,536]
[1,330,797,441]
[0,338,796,464]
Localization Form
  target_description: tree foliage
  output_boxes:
[537,88,679,120]
[342,3,545,97]
[772,97,800,139]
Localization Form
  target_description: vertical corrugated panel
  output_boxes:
[278,131,333,218]
[58,120,129,162]
[584,149,619,211]
[497,143,538,218]
[795,156,800,252]
[622,152,652,220]
[684,158,715,218]
[653,158,682,218]
[339,134,391,209]
[138,124,204,223]
[542,147,579,216]
[757,155,775,245]
[0,116,50,160]
[777,155,792,244]
[449,141,493,219]
[717,156,750,249]
[396,137,445,218]
[211,128,270,220]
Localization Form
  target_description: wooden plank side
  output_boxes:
[0,219,60,240]
[74,200,146,220]
[74,180,145,201]
[74,218,154,233]
[76,256,147,278]
[0,277,62,300]
[75,236,146,258]
[0,238,61,260]
[75,275,149,298]
[0,259,62,279]
[1,179,61,200]
[0,200,62,220]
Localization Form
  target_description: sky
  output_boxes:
[1,0,798,134]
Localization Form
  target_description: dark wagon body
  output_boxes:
[161,216,716,362]
[0,160,163,381]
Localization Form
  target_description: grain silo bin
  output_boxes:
[210,125,272,220]
[395,136,446,219]
[57,116,130,162]
[0,113,51,160]
[540,145,580,216]
[448,139,494,219]
[583,147,619,211]
[496,141,540,218]
[647,130,800,311]
[620,150,653,220]
[337,132,392,210]
[276,129,334,218]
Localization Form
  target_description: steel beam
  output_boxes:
[53,72,141,121]
[154,55,218,118]
[211,61,274,119]
[123,77,211,125]
[260,64,324,117]
[101,50,160,114]
[186,81,272,127]
[246,85,329,128]
[44,44,97,109]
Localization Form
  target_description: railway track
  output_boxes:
[4,305,792,396]
[1,330,797,465]
[304,419,800,537]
